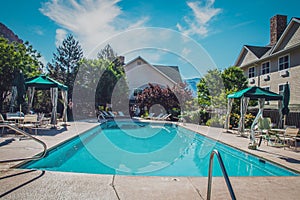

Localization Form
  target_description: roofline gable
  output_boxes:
[234,45,261,66]
[125,56,178,85]
[234,46,247,66]
[271,17,300,54]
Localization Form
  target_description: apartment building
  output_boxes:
[235,15,300,111]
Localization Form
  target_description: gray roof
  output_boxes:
[153,65,182,83]
[245,45,271,58]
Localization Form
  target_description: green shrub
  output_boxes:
[229,112,255,129]
[206,116,224,127]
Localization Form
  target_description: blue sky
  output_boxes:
[1,0,300,79]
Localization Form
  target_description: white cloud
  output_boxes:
[39,0,217,79]
[32,26,44,36]
[182,47,191,57]
[40,0,149,55]
[55,29,68,47]
[177,0,222,37]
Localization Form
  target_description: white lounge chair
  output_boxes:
[18,114,38,135]
[118,111,125,117]
[278,127,300,150]
[0,113,9,134]
[145,113,155,119]
[152,113,171,121]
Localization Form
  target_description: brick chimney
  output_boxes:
[270,15,287,46]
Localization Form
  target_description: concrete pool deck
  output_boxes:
[0,120,300,199]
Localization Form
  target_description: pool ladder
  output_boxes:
[0,124,47,163]
[207,149,236,200]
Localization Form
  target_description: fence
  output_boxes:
[263,110,300,128]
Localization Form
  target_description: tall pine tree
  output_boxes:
[47,34,83,121]
[47,34,83,99]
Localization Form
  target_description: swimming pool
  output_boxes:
[21,120,299,176]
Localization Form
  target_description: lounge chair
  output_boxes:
[97,112,107,123]
[153,113,171,121]
[99,111,114,119]
[18,114,38,135]
[278,127,300,150]
[144,113,155,119]
[0,113,9,134]
[37,113,50,128]
[159,114,171,121]
[151,113,164,120]
[118,111,125,117]
[108,111,116,118]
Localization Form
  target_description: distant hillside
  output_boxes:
[0,22,23,43]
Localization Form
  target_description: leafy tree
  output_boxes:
[47,34,83,99]
[73,58,107,119]
[197,69,225,108]
[197,66,248,126]
[72,57,128,119]
[96,45,127,109]
[222,66,249,114]
[0,37,42,112]
[135,82,193,120]
[222,66,248,95]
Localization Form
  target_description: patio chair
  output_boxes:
[278,127,300,150]
[116,111,131,118]
[144,113,155,119]
[118,111,125,117]
[108,111,116,118]
[100,111,114,119]
[0,113,9,134]
[37,113,51,128]
[159,114,172,121]
[97,112,107,123]
[18,114,38,135]
[151,113,164,120]
[153,113,171,121]
[257,117,272,146]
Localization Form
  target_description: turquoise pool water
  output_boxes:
[21,120,299,176]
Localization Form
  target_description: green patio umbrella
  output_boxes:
[16,71,26,107]
[281,82,290,126]
[9,70,26,113]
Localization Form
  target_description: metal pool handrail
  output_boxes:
[207,149,236,200]
[0,124,47,163]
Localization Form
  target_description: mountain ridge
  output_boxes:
[0,22,23,43]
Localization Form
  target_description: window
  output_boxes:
[278,84,285,94]
[261,62,270,75]
[263,86,270,91]
[137,61,142,65]
[248,67,255,78]
[278,55,289,71]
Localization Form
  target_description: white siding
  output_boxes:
[286,23,300,49]
[124,59,175,95]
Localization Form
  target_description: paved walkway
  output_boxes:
[0,120,300,199]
